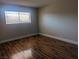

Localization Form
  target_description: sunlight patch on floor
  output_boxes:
[11,48,33,59]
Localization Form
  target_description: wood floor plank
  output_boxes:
[0,35,77,59]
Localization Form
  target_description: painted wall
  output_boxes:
[39,0,78,43]
[0,4,38,42]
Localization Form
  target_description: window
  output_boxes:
[19,12,31,23]
[5,11,31,24]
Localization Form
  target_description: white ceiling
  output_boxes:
[0,0,55,7]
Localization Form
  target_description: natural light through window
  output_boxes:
[5,11,31,24]
[19,12,31,23]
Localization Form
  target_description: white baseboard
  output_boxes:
[39,33,78,45]
[0,33,38,44]
[0,33,77,45]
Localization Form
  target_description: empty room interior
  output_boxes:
[0,0,78,59]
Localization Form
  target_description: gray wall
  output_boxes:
[0,4,38,42]
[39,0,78,43]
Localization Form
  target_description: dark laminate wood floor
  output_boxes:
[0,35,78,59]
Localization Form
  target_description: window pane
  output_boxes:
[19,12,31,23]
[5,11,19,24]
